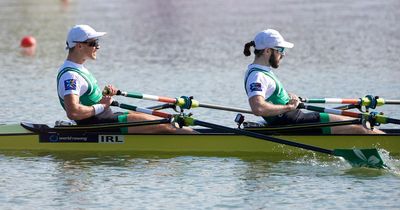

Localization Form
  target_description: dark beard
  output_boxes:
[269,52,280,68]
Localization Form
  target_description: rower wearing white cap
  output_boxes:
[57,24,194,134]
[243,29,384,134]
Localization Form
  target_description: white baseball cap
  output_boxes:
[66,25,106,49]
[253,29,294,50]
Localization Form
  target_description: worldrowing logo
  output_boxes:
[49,134,59,142]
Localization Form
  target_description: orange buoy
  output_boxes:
[20,36,37,56]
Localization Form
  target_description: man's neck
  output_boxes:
[253,58,270,67]
[67,53,86,64]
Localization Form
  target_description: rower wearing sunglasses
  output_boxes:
[56,24,194,134]
[243,29,384,134]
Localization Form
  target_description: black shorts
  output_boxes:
[75,108,128,132]
[264,109,330,134]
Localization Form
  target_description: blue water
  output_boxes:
[0,0,400,209]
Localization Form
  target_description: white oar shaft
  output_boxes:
[111,88,253,114]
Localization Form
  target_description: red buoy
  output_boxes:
[21,36,36,47]
[20,36,37,56]
[20,36,36,48]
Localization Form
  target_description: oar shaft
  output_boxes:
[301,98,361,104]
[387,118,400,124]
[54,119,171,131]
[191,119,333,155]
[301,104,361,118]
[198,102,253,114]
[118,90,177,104]
[300,103,400,125]
[384,100,400,105]
[301,97,400,106]
[111,101,172,118]
[182,116,386,169]
[190,118,385,168]
[146,103,176,110]
[333,104,360,110]
[109,88,253,114]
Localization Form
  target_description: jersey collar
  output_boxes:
[247,63,272,72]
[63,60,90,73]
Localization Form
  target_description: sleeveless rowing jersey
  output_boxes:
[244,64,290,123]
[244,64,330,134]
[57,60,102,109]
[244,64,290,104]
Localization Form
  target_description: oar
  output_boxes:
[332,104,360,110]
[146,103,177,111]
[23,118,172,133]
[298,103,400,125]
[300,96,400,109]
[180,116,386,169]
[110,101,386,168]
[104,88,253,114]
[111,101,173,118]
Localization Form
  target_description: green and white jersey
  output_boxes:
[244,64,290,105]
[57,60,102,109]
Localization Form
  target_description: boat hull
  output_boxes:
[1,124,399,157]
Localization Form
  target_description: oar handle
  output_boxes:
[102,87,122,96]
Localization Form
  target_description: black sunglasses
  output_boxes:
[74,39,99,48]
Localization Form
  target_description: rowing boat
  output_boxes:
[1,91,397,168]
[1,122,399,157]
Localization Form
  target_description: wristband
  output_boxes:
[93,104,105,116]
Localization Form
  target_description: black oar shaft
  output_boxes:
[387,118,400,124]
[333,104,359,110]
[27,118,172,133]
[190,119,385,168]
[193,119,333,155]
[198,103,253,114]
[146,103,176,110]
[111,101,172,118]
